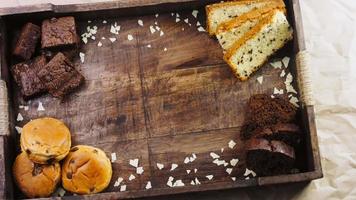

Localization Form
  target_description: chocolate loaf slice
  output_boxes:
[37,52,84,98]
[41,16,78,49]
[11,56,47,99]
[246,138,295,176]
[13,23,41,60]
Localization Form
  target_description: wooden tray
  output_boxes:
[0,0,322,199]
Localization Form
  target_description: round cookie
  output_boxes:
[62,145,112,194]
[13,152,61,198]
[20,117,71,164]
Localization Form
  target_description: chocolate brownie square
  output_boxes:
[41,16,78,49]
[11,55,47,98]
[38,52,84,98]
[13,23,41,60]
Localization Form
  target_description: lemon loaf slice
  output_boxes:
[216,6,282,51]
[224,10,293,81]
[206,0,285,35]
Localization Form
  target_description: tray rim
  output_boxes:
[0,0,323,199]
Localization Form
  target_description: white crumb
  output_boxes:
[114,177,124,187]
[155,14,159,18]
[194,168,198,173]
[150,26,156,34]
[270,61,282,69]
[91,36,95,40]
[101,37,106,40]
[190,180,195,185]
[192,153,197,159]
[170,163,178,171]
[197,26,206,32]
[155,26,160,31]
[164,47,167,52]
[147,44,152,48]
[194,177,201,185]
[189,23,192,26]
[58,187,66,197]
[82,37,88,44]
[226,168,233,175]
[171,13,174,16]
[102,20,107,24]
[273,87,284,95]
[228,140,236,149]
[129,159,139,168]
[128,174,136,181]
[145,181,152,189]
[173,180,185,187]
[245,177,250,180]
[37,102,45,111]
[136,167,144,175]
[244,168,257,177]
[88,20,91,23]
[212,159,225,166]
[280,69,286,77]
[231,177,236,181]
[197,21,201,26]
[186,169,191,174]
[120,185,127,192]
[156,163,164,170]
[97,41,102,47]
[230,158,239,166]
[160,30,164,36]
[184,157,190,164]
[210,152,220,159]
[167,176,174,187]
[176,13,180,18]
[206,175,213,180]
[79,52,85,63]
[127,34,134,41]
[15,126,22,134]
[111,153,117,162]
[16,113,23,121]
[182,28,185,31]
[221,148,224,153]
[271,94,275,98]
[282,56,290,68]
[184,18,189,23]
[109,37,116,43]
[154,21,158,25]
[138,19,144,26]
[289,96,300,107]
[192,10,198,18]
[176,18,180,23]
[257,76,263,84]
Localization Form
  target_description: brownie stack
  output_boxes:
[11,16,84,99]
[242,94,302,176]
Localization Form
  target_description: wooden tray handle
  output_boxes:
[0,80,9,136]
[296,50,314,106]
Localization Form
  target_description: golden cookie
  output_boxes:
[62,145,112,194]
[20,117,71,164]
[12,152,61,198]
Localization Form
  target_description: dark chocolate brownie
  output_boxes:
[37,52,84,98]
[246,138,295,176]
[241,94,297,139]
[41,16,78,49]
[11,55,47,98]
[13,23,41,60]
[252,123,302,147]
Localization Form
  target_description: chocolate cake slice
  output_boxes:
[242,94,297,139]
[246,138,295,176]
[13,23,41,60]
[37,52,84,98]
[11,55,47,99]
[41,16,78,49]
[251,123,302,147]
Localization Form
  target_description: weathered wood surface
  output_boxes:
[0,0,322,199]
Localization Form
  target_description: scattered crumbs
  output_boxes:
[285,73,298,94]
[280,69,286,77]
[257,76,263,84]
[176,13,180,18]
[184,18,189,23]
[228,140,236,149]
[186,169,191,174]
[110,23,121,35]
[224,162,229,167]
[192,10,199,18]
[97,41,103,47]
[160,30,164,36]
[164,47,167,52]
[154,21,158,25]
[226,168,233,175]
[282,56,290,68]
[156,163,164,170]
[231,177,236,181]
[88,20,92,23]
[101,37,106,40]
[82,37,88,44]
[120,185,127,192]
[270,61,282,69]
[285,73,293,84]
[15,126,22,134]
[196,21,201,26]
[136,167,144,175]
[155,13,159,18]
[173,180,185,187]
[230,158,239,167]
[244,168,257,177]
[273,87,284,95]
[79,52,85,63]
[127,34,134,41]
[190,180,195,185]
[128,174,136,181]
[138,19,144,27]
[155,26,160,31]
[197,26,206,32]
[37,102,45,111]
[129,159,139,168]
[194,168,198,173]
[109,37,117,43]
[286,84,298,94]
[24,106,29,111]
[212,159,225,166]
[150,26,156,34]
[91,36,96,40]
[245,177,250,180]
[192,153,197,159]
[170,163,178,171]
[16,113,23,122]
[176,18,181,23]
[289,96,300,107]
[206,175,213,180]
[167,176,174,187]
[111,153,117,163]
[221,148,224,153]
[145,181,152,190]
[184,157,190,164]
[271,94,275,98]
[194,177,201,185]
[114,177,124,187]
[147,44,152,48]
[210,152,220,159]
[102,20,107,24]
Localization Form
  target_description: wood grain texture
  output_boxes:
[0,0,322,199]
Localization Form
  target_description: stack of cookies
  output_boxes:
[206,0,293,80]
[11,16,84,100]
[241,94,302,176]
[12,117,112,198]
